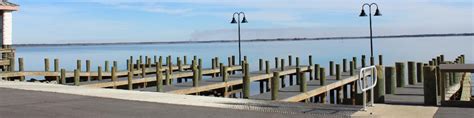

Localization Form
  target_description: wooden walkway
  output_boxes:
[80,65,242,88]
[138,65,312,94]
[251,69,364,102]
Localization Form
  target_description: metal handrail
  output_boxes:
[358,66,377,111]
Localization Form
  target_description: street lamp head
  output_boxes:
[374,9,382,16]
[230,17,237,24]
[359,9,367,17]
[241,17,248,23]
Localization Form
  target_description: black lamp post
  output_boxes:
[359,3,382,58]
[230,12,248,65]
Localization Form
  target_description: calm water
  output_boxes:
[14,36,474,95]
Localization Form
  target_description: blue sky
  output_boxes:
[10,0,474,44]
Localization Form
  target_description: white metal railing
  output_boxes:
[358,66,377,111]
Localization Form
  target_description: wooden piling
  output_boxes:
[343,59,347,72]
[198,59,203,81]
[86,60,91,81]
[280,59,285,71]
[165,70,170,85]
[259,59,263,71]
[243,62,250,99]
[112,67,117,89]
[336,64,341,80]
[18,58,25,81]
[309,55,314,80]
[361,55,366,67]
[271,72,280,100]
[379,55,383,65]
[275,57,279,68]
[423,66,438,106]
[265,60,270,92]
[416,62,424,83]
[44,58,50,71]
[385,66,396,94]
[232,55,236,66]
[156,61,163,92]
[353,57,357,69]
[329,61,334,76]
[222,66,228,82]
[98,66,102,81]
[60,69,66,84]
[297,68,307,92]
[408,61,416,85]
[74,69,80,86]
[350,61,354,76]
[320,68,326,85]
[192,67,199,87]
[395,62,406,87]
[128,71,133,90]
[105,61,109,72]
[374,65,385,103]
[228,57,232,66]
[314,64,320,80]
[370,56,375,66]
[77,60,82,71]
[296,57,300,67]
[54,59,59,72]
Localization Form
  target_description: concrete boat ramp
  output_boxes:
[1,81,472,118]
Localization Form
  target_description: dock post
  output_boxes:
[86,60,91,81]
[309,55,314,80]
[275,57,279,68]
[141,64,146,78]
[320,68,326,86]
[343,59,347,72]
[423,66,438,106]
[54,59,59,72]
[417,62,424,83]
[280,59,285,87]
[370,56,374,66]
[374,65,385,103]
[112,66,117,89]
[385,66,396,94]
[329,61,334,76]
[336,64,341,80]
[74,69,80,86]
[156,61,163,92]
[98,66,102,81]
[113,61,117,71]
[139,55,143,65]
[295,57,300,85]
[168,56,173,75]
[314,64,320,80]
[183,56,187,65]
[178,58,182,71]
[232,55,236,66]
[60,69,66,84]
[298,68,307,92]
[265,61,270,92]
[271,72,280,100]
[105,61,109,72]
[320,68,326,103]
[128,71,133,90]
[296,57,300,67]
[289,56,294,86]
[222,66,228,82]
[350,61,354,76]
[165,70,170,85]
[192,66,199,87]
[361,55,366,67]
[243,62,250,99]
[18,58,25,81]
[44,58,50,71]
[228,57,232,66]
[408,61,416,85]
[379,55,383,65]
[198,59,203,81]
[147,57,152,68]
[353,57,357,69]
[259,59,263,71]
[395,62,406,87]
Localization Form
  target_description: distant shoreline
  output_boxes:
[13,33,474,47]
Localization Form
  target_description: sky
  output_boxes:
[9,0,474,44]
